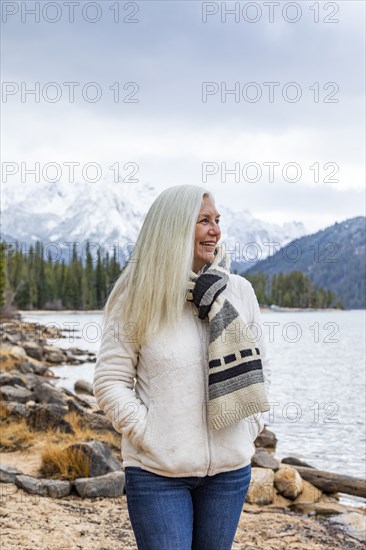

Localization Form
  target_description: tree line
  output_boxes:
[0,240,121,313]
[245,272,343,309]
[0,240,343,313]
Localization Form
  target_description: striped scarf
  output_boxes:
[187,244,269,431]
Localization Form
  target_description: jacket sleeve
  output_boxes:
[93,300,148,448]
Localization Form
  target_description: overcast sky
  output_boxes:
[2,0,365,232]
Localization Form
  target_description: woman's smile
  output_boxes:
[193,196,221,272]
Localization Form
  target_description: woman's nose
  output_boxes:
[209,222,221,234]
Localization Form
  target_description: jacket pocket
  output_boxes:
[121,407,150,452]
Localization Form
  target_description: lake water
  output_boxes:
[22,309,366,507]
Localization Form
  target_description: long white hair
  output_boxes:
[104,184,215,345]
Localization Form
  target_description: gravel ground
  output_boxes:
[1,483,364,550]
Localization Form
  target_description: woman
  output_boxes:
[93,185,270,550]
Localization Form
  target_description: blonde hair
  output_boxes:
[104,184,214,345]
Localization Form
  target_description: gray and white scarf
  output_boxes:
[187,244,269,431]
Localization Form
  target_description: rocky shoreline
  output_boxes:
[1,317,365,549]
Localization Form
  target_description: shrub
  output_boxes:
[40,443,90,480]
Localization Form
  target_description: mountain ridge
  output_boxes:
[2,180,306,265]
[244,216,366,308]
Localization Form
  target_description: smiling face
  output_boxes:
[193,195,221,273]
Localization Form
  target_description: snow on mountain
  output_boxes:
[1,180,307,265]
[217,206,306,268]
[1,178,156,262]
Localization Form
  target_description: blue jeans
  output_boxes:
[124,464,251,550]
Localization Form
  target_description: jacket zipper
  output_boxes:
[193,309,212,476]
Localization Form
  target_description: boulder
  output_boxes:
[41,324,63,340]
[251,448,280,471]
[0,464,23,483]
[64,353,84,365]
[26,403,74,433]
[68,347,88,356]
[0,322,22,336]
[64,388,92,409]
[74,379,94,395]
[292,479,322,504]
[29,360,50,376]
[20,361,36,375]
[0,344,29,372]
[77,411,115,433]
[32,381,68,407]
[42,345,67,364]
[273,479,322,510]
[66,440,122,477]
[246,467,274,505]
[0,401,30,420]
[65,349,96,364]
[67,400,90,416]
[0,385,33,403]
[0,372,28,388]
[255,427,277,449]
[21,341,44,361]
[15,475,71,498]
[74,471,125,498]
[274,467,303,500]
[328,511,366,542]
[1,333,20,345]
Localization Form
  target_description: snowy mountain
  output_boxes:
[1,180,307,266]
[217,206,306,271]
[1,179,156,263]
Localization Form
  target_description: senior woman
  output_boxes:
[93,184,270,550]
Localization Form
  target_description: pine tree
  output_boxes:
[106,245,122,296]
[95,248,106,308]
[82,241,95,309]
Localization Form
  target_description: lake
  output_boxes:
[22,309,366,507]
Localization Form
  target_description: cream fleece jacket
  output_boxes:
[93,274,271,478]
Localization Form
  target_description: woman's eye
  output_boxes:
[199,218,220,224]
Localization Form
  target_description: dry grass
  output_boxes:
[1,404,120,479]
[40,413,118,481]
[1,401,13,420]
[0,417,37,451]
[0,402,36,451]
[0,404,119,466]
[39,413,119,480]
[39,442,91,480]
